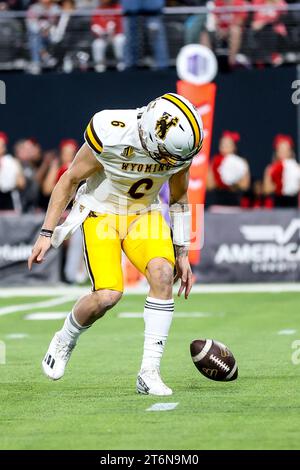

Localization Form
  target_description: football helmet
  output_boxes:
[138,92,204,167]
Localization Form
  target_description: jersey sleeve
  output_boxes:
[84,112,104,155]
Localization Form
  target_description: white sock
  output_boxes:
[58,311,90,345]
[140,296,174,371]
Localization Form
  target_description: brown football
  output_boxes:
[190,339,238,382]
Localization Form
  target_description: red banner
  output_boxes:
[177,80,217,264]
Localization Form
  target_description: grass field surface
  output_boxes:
[0,290,299,450]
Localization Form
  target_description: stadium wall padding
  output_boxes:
[0,66,297,179]
[0,214,61,285]
[195,209,300,283]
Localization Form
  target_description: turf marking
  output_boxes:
[0,295,76,317]
[118,312,216,319]
[277,329,297,335]
[23,311,219,320]
[2,283,300,297]
[146,403,179,412]
[25,312,69,320]
[5,333,29,339]
[0,286,90,297]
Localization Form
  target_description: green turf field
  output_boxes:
[0,291,299,450]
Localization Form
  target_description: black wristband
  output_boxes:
[40,229,53,238]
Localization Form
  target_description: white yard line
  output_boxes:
[0,286,90,298]
[2,283,300,298]
[146,403,179,412]
[5,333,29,339]
[277,329,297,335]
[25,312,69,320]
[0,295,76,317]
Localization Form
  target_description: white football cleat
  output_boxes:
[136,369,173,396]
[42,332,75,380]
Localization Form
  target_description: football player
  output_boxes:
[28,93,204,396]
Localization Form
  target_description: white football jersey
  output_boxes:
[77,109,189,214]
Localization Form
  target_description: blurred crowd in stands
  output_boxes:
[0,0,300,73]
[0,132,78,212]
[206,131,300,209]
[1,129,300,215]
[0,133,84,282]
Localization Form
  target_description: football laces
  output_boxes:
[209,354,231,373]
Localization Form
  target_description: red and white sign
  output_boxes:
[177,80,217,265]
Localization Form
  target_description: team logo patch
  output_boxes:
[155,112,179,140]
[219,346,230,358]
[202,368,218,378]
[121,146,134,158]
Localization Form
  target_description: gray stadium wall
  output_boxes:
[0,66,297,179]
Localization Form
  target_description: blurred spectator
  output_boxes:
[51,0,76,44]
[201,0,248,67]
[75,0,98,8]
[263,134,300,208]
[14,138,48,212]
[0,1,24,64]
[0,132,25,212]
[38,149,60,210]
[50,0,92,73]
[26,0,61,74]
[249,0,288,66]
[91,0,125,72]
[42,138,78,196]
[184,1,207,45]
[40,138,86,284]
[121,0,169,69]
[206,130,250,207]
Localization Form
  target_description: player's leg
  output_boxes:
[137,257,174,395]
[111,33,126,71]
[42,213,123,380]
[123,211,175,396]
[92,37,108,73]
[42,289,122,380]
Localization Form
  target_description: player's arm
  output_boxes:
[28,143,103,270]
[169,165,192,299]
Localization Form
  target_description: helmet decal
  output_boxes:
[161,93,202,149]
[155,112,179,140]
[138,93,204,168]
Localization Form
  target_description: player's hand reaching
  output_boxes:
[28,235,52,270]
[174,249,193,299]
